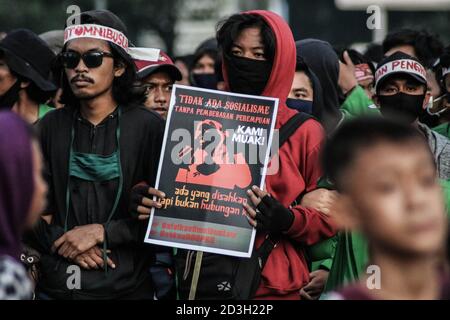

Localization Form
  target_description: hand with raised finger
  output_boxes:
[243,185,294,234]
[338,50,358,96]
[129,182,166,220]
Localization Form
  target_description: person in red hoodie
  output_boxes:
[132,10,336,300]
[218,10,336,300]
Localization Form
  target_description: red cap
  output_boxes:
[130,47,182,81]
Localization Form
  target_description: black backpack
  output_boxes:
[175,112,313,300]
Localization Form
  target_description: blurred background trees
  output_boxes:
[0,0,448,56]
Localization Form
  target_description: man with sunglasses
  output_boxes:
[25,10,166,300]
[132,48,182,120]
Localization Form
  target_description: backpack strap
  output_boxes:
[278,112,315,206]
[263,112,315,240]
[278,112,313,147]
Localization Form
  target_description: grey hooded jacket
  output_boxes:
[419,123,450,180]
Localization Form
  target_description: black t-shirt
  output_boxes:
[27,104,164,299]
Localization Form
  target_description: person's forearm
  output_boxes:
[22,217,65,254]
[103,218,148,249]
[284,206,337,245]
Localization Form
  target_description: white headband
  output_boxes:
[64,24,129,51]
[375,59,427,88]
[128,47,161,62]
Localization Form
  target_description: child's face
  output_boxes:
[343,141,447,257]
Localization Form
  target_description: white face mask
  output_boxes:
[426,96,435,114]
[426,94,449,116]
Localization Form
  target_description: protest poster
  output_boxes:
[144,85,278,257]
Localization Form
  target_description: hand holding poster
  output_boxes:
[145,85,278,257]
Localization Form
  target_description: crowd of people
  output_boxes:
[0,8,449,300]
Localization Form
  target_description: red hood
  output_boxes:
[222,10,297,129]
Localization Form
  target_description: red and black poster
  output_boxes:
[145,85,278,257]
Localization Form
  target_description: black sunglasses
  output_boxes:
[60,51,114,69]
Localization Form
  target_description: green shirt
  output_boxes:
[38,104,54,119]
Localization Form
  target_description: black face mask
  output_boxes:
[192,73,218,90]
[0,80,21,110]
[224,54,272,96]
[286,98,313,114]
[378,92,425,124]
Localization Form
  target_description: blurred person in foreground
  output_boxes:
[0,112,48,300]
[323,117,449,300]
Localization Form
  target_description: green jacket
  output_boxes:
[308,88,377,273]
[309,236,338,271]
[340,85,379,120]
[308,178,338,272]
[307,86,377,273]
[323,231,368,292]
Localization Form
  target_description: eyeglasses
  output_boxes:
[60,51,114,69]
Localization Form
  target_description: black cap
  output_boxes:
[375,51,427,91]
[0,29,57,92]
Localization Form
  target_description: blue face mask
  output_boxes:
[286,98,313,114]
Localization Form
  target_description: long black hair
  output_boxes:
[216,13,276,64]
